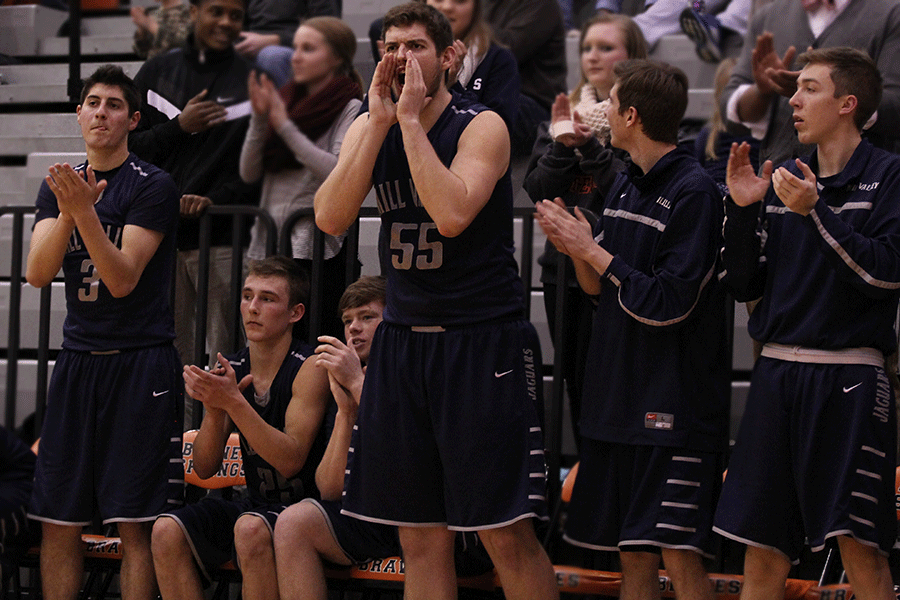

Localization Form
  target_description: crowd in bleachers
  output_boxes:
[3,0,900,598]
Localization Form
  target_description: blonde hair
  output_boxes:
[705,58,736,161]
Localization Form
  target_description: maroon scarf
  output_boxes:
[263,75,362,172]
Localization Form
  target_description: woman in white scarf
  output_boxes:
[551,12,648,146]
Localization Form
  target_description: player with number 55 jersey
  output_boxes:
[314,4,559,600]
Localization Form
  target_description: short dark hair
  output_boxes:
[246,255,309,308]
[613,59,687,145]
[81,65,140,116]
[338,276,386,315]
[797,47,882,131]
[382,2,454,55]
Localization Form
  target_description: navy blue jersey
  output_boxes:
[372,90,525,326]
[581,146,730,452]
[225,339,327,504]
[34,154,179,352]
[721,139,900,355]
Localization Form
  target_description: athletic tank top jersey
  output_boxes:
[33,154,179,352]
[372,89,525,326]
[225,339,327,504]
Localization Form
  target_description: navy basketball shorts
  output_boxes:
[305,498,401,565]
[341,319,548,530]
[29,345,184,525]
[307,498,494,576]
[713,355,897,562]
[565,439,722,558]
[159,496,290,584]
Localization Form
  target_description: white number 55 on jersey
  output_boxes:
[390,222,443,270]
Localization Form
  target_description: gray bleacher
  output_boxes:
[0,0,745,452]
[0,5,66,56]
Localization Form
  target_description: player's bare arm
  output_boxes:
[183,358,243,478]
[26,162,95,288]
[314,55,399,236]
[314,335,364,499]
[314,372,356,499]
[26,214,76,288]
[45,162,164,297]
[191,408,235,479]
[397,53,509,237]
[222,353,330,479]
[535,198,605,296]
[726,141,774,207]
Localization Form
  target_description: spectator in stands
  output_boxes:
[722,0,900,168]
[693,57,758,192]
[273,275,493,599]
[524,12,645,453]
[535,59,729,600]
[678,0,749,62]
[315,4,559,599]
[153,255,331,600]
[129,0,259,385]
[26,64,183,600]
[246,0,339,86]
[604,0,750,62]
[240,17,363,342]
[130,0,191,59]
[714,47,900,600]
[0,426,38,582]
[425,0,521,131]
[483,0,568,155]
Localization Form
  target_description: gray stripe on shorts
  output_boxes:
[861,445,886,458]
[849,514,876,528]
[851,491,878,504]
[656,523,697,533]
[856,469,882,481]
[661,501,699,510]
[671,456,702,463]
[666,478,701,487]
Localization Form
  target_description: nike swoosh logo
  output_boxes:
[152,390,170,397]
[843,382,862,393]
[494,370,513,378]
[215,96,234,104]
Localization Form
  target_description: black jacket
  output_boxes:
[130,35,259,250]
